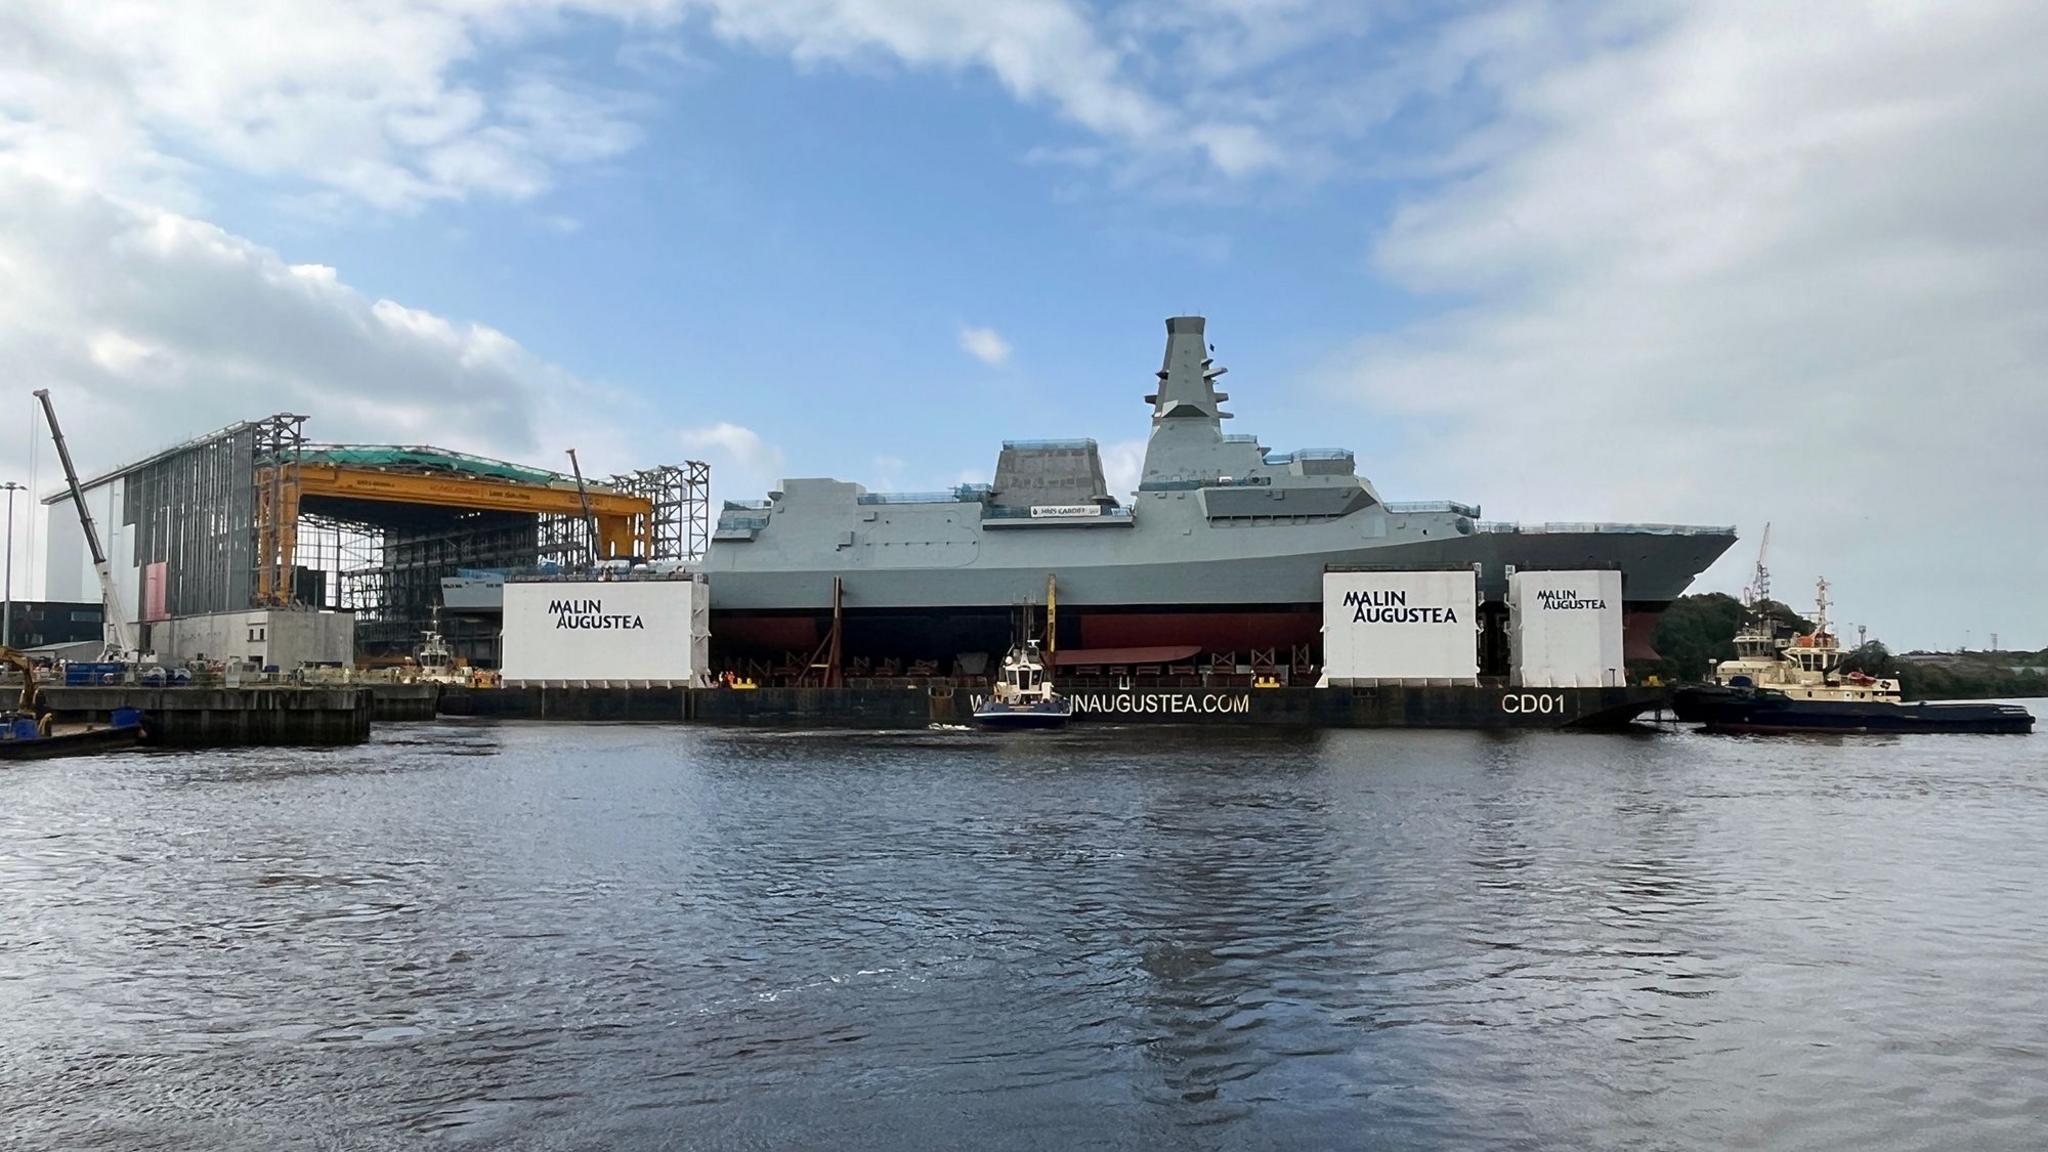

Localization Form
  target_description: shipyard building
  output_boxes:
[39,414,706,671]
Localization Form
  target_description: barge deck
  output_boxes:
[438,683,1667,730]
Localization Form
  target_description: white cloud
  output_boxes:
[1337,0,2048,648]
[678,421,774,465]
[684,0,1280,176]
[870,454,909,490]
[0,0,1298,218]
[1099,438,1147,499]
[698,0,1167,142]
[0,165,659,593]
[958,325,1013,367]
[0,1,662,212]
[677,420,785,502]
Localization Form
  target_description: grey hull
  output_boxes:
[709,526,1733,612]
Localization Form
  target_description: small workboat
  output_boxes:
[1,710,146,760]
[973,641,1071,730]
[1,644,147,760]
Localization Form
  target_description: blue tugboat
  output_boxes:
[973,641,1072,730]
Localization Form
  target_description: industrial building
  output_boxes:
[1,601,104,651]
[41,411,707,667]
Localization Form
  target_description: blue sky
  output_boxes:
[214,22,1433,495]
[3,1,2044,648]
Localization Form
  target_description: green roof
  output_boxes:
[300,444,573,487]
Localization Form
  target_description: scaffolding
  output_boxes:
[368,515,535,651]
[112,414,296,619]
[609,461,712,562]
[535,461,710,565]
[252,413,309,608]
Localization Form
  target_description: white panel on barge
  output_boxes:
[500,575,710,688]
[1508,569,1624,688]
[1319,570,1479,686]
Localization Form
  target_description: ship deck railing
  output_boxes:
[1138,476,1276,491]
[1382,500,1482,517]
[500,564,701,582]
[1053,673,1293,690]
[855,485,991,505]
[1475,521,1737,536]
[1262,448,1354,465]
[1001,438,1097,451]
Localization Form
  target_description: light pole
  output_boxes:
[2,481,20,649]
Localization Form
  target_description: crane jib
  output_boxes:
[34,389,138,659]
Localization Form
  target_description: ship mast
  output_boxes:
[1140,316,1234,487]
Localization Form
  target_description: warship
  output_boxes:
[705,317,1736,674]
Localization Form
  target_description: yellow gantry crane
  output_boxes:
[252,458,658,604]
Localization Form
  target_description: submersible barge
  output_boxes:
[463,316,1734,730]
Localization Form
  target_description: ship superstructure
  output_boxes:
[1711,578,1901,703]
[706,317,1736,676]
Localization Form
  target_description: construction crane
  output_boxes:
[1740,522,1772,608]
[564,449,602,567]
[34,389,139,661]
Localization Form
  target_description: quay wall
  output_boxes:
[41,686,374,746]
[367,683,439,722]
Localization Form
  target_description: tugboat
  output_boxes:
[973,640,1072,730]
[411,628,470,685]
[1673,579,2034,735]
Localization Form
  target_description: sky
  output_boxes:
[1,0,2043,650]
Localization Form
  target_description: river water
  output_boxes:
[3,718,2045,1150]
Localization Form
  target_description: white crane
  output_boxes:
[34,389,139,662]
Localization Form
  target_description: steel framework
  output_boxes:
[70,413,707,658]
[607,461,712,562]
[113,414,305,619]
[536,461,711,565]
[252,413,309,607]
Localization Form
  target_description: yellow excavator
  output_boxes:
[1,645,50,736]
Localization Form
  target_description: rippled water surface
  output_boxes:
[4,719,2047,1150]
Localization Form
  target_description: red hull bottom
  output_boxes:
[711,604,1675,666]
[1077,611,1321,653]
